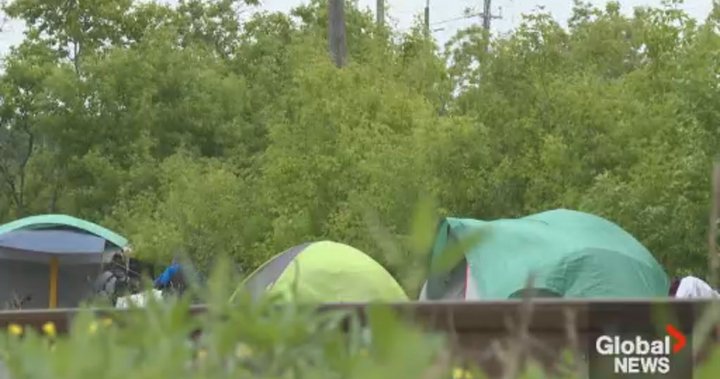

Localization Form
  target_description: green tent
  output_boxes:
[233,241,408,302]
[0,214,129,309]
[420,209,669,300]
[0,214,128,248]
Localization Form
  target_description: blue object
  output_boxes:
[154,263,182,287]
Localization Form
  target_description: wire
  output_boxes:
[430,12,481,26]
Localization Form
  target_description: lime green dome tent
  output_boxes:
[234,241,408,302]
[419,209,669,300]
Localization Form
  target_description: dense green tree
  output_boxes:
[0,0,717,285]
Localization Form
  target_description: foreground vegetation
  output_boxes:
[3,267,720,379]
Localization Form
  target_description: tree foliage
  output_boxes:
[0,0,718,284]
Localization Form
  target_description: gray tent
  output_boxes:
[0,214,129,309]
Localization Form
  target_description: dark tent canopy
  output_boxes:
[0,214,129,309]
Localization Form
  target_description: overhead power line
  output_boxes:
[415,1,503,34]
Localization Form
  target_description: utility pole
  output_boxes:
[376,0,384,26]
[708,162,720,288]
[481,0,502,32]
[424,0,430,36]
[328,0,347,68]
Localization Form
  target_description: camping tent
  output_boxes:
[234,241,408,302]
[0,214,129,309]
[419,209,669,300]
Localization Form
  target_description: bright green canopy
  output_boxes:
[428,209,669,299]
[0,214,128,248]
[237,241,408,302]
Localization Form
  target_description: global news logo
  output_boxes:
[594,325,687,375]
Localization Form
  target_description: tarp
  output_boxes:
[0,214,130,308]
[0,214,128,249]
[426,209,669,299]
[0,214,128,263]
[0,230,105,254]
[236,241,408,302]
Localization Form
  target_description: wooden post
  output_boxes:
[328,0,347,68]
[709,163,720,288]
[708,163,720,346]
[482,0,491,31]
[376,0,384,26]
[424,1,430,36]
[49,257,59,308]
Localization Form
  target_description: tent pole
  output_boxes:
[49,257,59,308]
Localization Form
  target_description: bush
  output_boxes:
[0,260,458,379]
[4,295,720,379]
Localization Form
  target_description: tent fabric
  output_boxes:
[675,276,720,298]
[0,261,100,309]
[0,215,130,308]
[465,264,480,299]
[422,221,468,300]
[0,215,128,263]
[0,245,115,264]
[241,241,408,302]
[426,209,669,300]
[0,230,107,254]
[0,214,128,249]
[418,260,471,301]
[243,242,310,299]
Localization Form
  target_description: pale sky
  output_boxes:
[0,0,713,55]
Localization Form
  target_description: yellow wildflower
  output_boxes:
[235,343,253,359]
[197,348,208,361]
[88,321,99,334]
[452,367,473,379]
[101,318,113,327]
[42,322,57,338]
[7,323,23,336]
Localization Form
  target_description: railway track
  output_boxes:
[1,299,718,377]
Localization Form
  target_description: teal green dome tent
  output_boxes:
[0,214,129,309]
[233,241,408,302]
[419,209,669,300]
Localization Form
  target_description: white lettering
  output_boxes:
[614,357,629,373]
[620,340,635,355]
[626,357,641,373]
[657,357,670,374]
[636,337,649,355]
[614,357,672,374]
[600,334,675,374]
[596,336,614,355]
[651,339,666,355]
[640,356,660,373]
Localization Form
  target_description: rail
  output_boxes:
[1,299,718,377]
[0,299,716,337]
